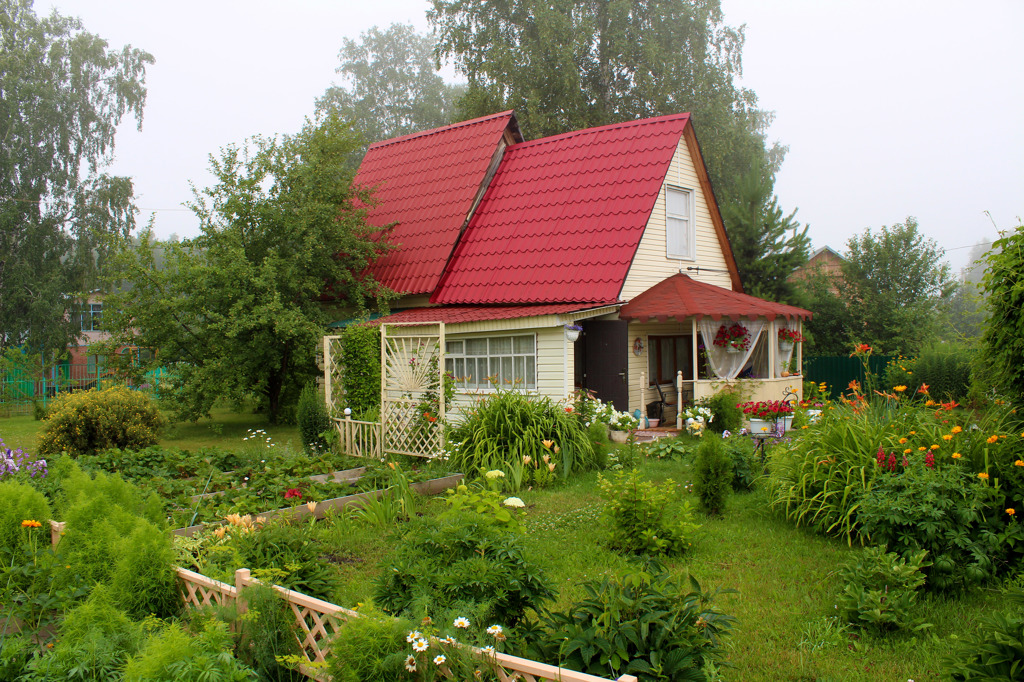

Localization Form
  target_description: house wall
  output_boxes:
[620,136,734,301]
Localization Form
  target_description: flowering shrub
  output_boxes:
[713,322,751,351]
[737,400,793,421]
[608,410,639,431]
[682,405,714,423]
[37,386,166,457]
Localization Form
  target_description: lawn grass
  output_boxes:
[0,404,300,455]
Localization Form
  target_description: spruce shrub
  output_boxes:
[296,381,332,453]
[0,481,50,555]
[38,385,166,457]
[692,434,732,516]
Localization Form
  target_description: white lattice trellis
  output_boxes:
[322,335,344,415]
[381,322,445,458]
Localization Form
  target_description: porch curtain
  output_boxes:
[699,319,766,380]
[777,322,796,375]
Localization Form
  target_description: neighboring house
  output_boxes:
[339,111,811,425]
[789,246,845,296]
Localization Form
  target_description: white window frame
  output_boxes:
[81,303,103,331]
[445,334,537,391]
[665,186,695,261]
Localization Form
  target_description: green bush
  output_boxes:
[692,435,732,516]
[339,322,381,412]
[374,512,554,627]
[915,344,972,402]
[597,469,698,556]
[941,586,1024,680]
[448,389,598,490]
[523,560,734,682]
[724,436,758,492]
[704,388,745,434]
[122,619,255,682]
[236,584,305,682]
[223,520,336,599]
[296,381,332,454]
[326,610,414,682]
[835,546,930,634]
[37,386,166,457]
[856,459,1018,591]
[0,481,50,555]
[28,585,146,680]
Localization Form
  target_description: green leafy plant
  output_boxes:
[37,385,166,457]
[692,435,732,516]
[297,381,332,454]
[704,389,745,434]
[835,545,931,634]
[941,585,1024,680]
[234,584,305,682]
[340,322,382,413]
[448,390,597,489]
[0,481,50,555]
[374,512,554,626]
[642,436,693,461]
[597,469,698,556]
[327,609,414,682]
[523,560,735,682]
[122,618,256,681]
[440,482,521,531]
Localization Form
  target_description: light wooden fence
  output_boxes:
[176,567,637,682]
[331,416,383,459]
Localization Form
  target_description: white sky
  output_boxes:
[44,0,1024,275]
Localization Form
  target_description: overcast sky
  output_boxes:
[44,0,1024,275]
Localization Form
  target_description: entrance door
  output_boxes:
[581,320,629,411]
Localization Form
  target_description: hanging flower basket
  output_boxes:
[713,322,751,353]
[564,324,582,342]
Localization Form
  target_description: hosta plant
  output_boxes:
[835,545,931,634]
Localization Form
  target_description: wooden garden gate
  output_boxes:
[380,322,445,458]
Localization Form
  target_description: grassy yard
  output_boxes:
[2,408,1005,680]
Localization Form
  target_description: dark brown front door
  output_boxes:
[580,320,629,411]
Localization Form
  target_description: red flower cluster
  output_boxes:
[713,323,751,351]
[737,400,793,419]
[284,488,303,499]
[778,328,805,343]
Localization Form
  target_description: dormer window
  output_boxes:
[666,186,694,260]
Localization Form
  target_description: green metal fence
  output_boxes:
[0,363,170,416]
[803,355,894,400]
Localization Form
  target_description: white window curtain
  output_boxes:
[777,321,796,376]
[699,319,767,380]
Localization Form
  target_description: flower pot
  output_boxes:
[779,340,794,353]
[782,415,793,432]
[609,429,629,443]
[724,345,741,354]
[647,418,660,428]
[748,418,773,433]
[565,328,581,342]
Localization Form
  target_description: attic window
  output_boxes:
[666,186,694,260]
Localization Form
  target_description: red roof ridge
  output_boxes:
[506,112,691,152]
[367,110,520,151]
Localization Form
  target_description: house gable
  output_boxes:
[620,122,742,299]
[430,114,699,306]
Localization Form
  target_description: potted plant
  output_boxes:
[777,328,804,352]
[607,410,639,443]
[564,323,583,343]
[713,323,751,354]
[737,399,795,433]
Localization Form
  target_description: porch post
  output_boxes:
[676,370,683,430]
[769,318,777,378]
[640,372,646,424]
[690,318,697,382]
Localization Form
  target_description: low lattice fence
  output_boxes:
[331,416,383,459]
[176,567,637,682]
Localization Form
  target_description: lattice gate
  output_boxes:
[381,322,445,459]
[322,335,345,415]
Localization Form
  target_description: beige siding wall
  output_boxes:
[445,326,572,423]
[620,138,733,300]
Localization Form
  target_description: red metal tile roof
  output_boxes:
[370,303,618,326]
[355,112,519,295]
[431,113,692,305]
[618,273,812,322]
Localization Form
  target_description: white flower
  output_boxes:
[481,645,496,656]
[434,654,447,666]
[453,616,470,629]
[486,624,503,636]
[503,497,525,508]
[405,655,417,672]
[406,630,422,643]
[412,638,429,652]
[485,470,505,479]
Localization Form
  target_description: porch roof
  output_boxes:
[618,273,812,322]
[370,302,620,326]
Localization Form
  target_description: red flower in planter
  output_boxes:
[284,488,303,499]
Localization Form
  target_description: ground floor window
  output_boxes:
[445,335,536,389]
[648,335,693,385]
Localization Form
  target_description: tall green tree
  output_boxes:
[428,0,781,207]
[720,167,810,303]
[317,23,464,148]
[101,115,394,423]
[0,0,152,356]
[842,217,956,355]
[980,224,1024,403]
